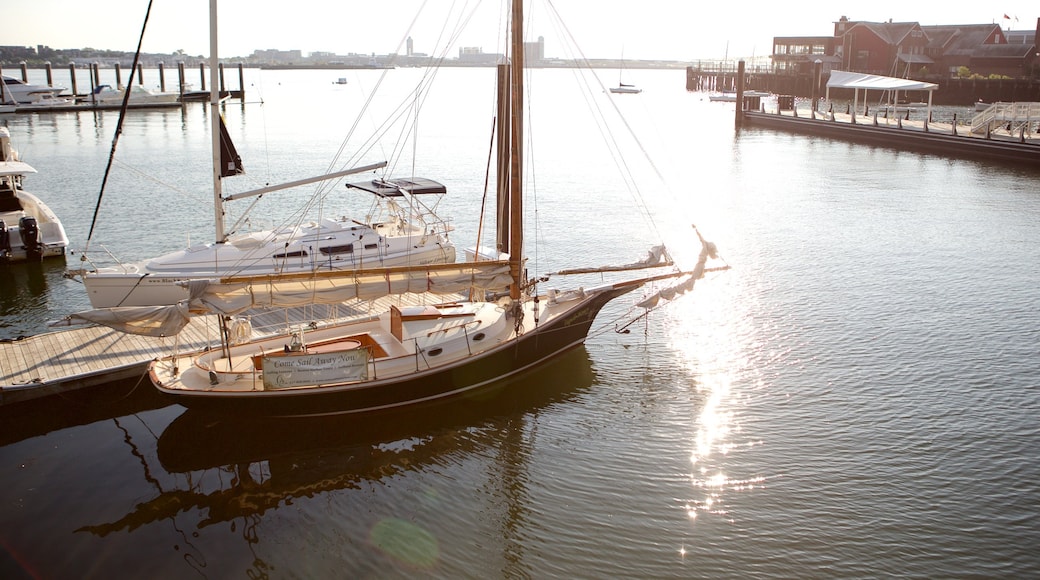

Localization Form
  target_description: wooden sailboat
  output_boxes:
[66,0,726,417]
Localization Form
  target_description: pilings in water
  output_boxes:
[5,62,247,102]
[687,66,745,93]
[735,61,746,129]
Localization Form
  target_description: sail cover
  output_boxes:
[56,262,514,337]
[196,262,513,315]
[62,302,193,337]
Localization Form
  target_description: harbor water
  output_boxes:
[1,68,1039,578]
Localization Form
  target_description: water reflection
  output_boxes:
[666,269,768,526]
[0,258,62,338]
[70,348,596,575]
[0,376,167,446]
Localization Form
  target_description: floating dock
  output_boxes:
[740,105,1040,167]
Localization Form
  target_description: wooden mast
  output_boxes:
[508,0,524,299]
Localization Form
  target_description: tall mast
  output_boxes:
[209,0,226,243]
[508,0,524,299]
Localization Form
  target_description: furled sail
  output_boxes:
[194,261,513,315]
[54,262,513,336]
[552,244,672,276]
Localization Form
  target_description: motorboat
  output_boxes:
[709,90,770,102]
[0,127,70,262]
[89,84,182,105]
[1,75,68,104]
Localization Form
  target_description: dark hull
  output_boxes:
[158,286,635,417]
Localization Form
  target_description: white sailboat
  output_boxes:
[68,11,455,309]
[609,49,642,94]
[63,0,727,417]
[0,127,70,262]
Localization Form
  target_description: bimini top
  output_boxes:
[0,161,36,177]
[826,71,938,92]
[346,177,447,197]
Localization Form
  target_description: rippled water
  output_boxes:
[2,67,1039,578]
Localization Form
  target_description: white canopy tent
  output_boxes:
[826,71,938,123]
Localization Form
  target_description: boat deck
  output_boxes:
[0,293,461,406]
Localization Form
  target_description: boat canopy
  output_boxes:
[0,161,37,176]
[347,177,447,197]
[826,71,938,92]
[825,71,937,123]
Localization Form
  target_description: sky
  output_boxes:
[7,1,1038,62]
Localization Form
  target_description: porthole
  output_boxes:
[472,332,486,341]
[427,347,443,356]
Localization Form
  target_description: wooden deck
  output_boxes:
[0,293,461,406]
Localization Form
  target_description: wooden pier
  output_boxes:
[739,102,1040,167]
[0,294,460,407]
[0,62,246,113]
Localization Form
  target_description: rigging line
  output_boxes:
[476,116,496,264]
[109,158,209,206]
[84,0,156,252]
[544,1,664,233]
[323,0,444,177]
[353,1,477,177]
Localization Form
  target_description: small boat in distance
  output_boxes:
[610,83,642,95]
[609,50,641,94]
[334,78,348,85]
[708,90,770,102]
[0,127,70,262]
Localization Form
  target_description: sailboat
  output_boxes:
[68,29,455,309]
[67,0,726,417]
[609,49,642,94]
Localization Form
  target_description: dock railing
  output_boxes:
[971,102,1040,137]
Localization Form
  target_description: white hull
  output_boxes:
[91,85,182,105]
[0,190,69,261]
[709,90,769,102]
[83,230,455,308]
[0,128,69,262]
[610,86,642,94]
[2,75,67,105]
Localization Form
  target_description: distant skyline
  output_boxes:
[7,1,1038,62]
